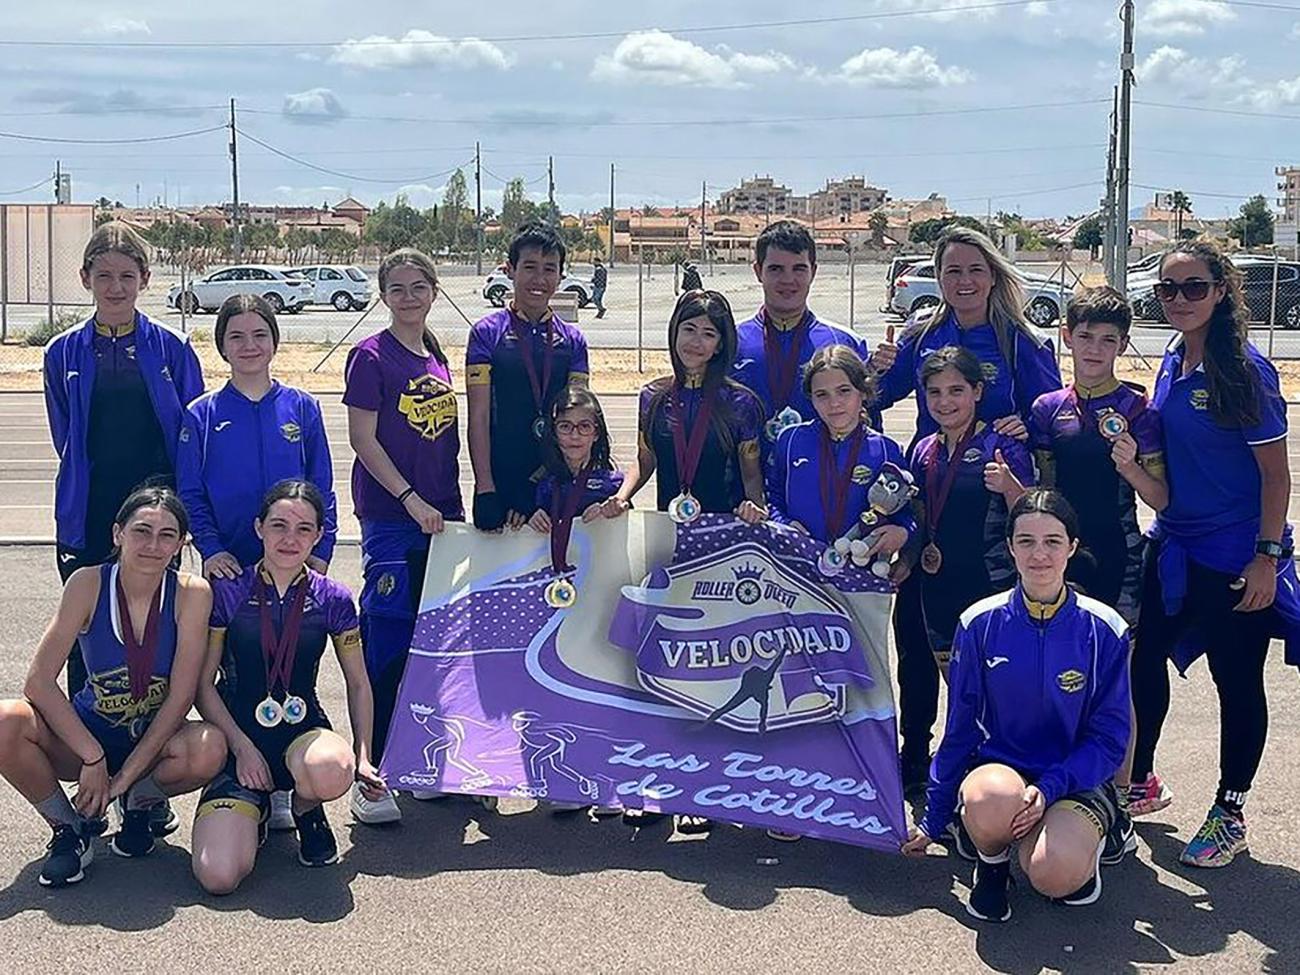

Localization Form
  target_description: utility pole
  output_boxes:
[1113,0,1135,291]
[475,141,483,275]
[547,155,555,212]
[53,160,60,203]
[1102,86,1118,281]
[228,98,242,259]
[699,180,707,268]
[608,163,616,266]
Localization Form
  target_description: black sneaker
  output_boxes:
[966,857,1012,922]
[900,751,931,801]
[295,806,339,867]
[1101,809,1137,866]
[944,818,979,862]
[109,809,156,858]
[39,825,93,887]
[149,799,179,837]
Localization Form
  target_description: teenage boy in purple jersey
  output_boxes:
[731,221,869,453]
[467,222,590,531]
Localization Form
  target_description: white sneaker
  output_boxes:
[268,790,295,831]
[350,781,402,825]
[409,789,447,801]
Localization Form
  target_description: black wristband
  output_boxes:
[397,487,416,505]
[1256,539,1286,560]
[83,753,106,767]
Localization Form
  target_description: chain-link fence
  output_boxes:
[5,227,1300,392]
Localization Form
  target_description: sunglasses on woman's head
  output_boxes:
[1154,279,1215,302]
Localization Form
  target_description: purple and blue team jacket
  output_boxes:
[177,380,338,566]
[920,585,1131,840]
[44,312,204,549]
[765,420,916,544]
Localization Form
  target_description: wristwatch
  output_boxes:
[1255,539,1285,560]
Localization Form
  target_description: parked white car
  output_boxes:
[167,265,313,315]
[482,267,591,308]
[889,259,1075,326]
[288,264,373,311]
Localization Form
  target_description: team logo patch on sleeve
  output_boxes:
[1056,668,1087,693]
[1189,388,1210,411]
[280,421,302,443]
[962,448,984,464]
[980,362,999,383]
[397,375,458,440]
[376,573,397,597]
[851,465,873,485]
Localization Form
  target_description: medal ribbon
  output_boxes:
[115,573,163,703]
[762,310,810,413]
[923,422,980,537]
[510,313,555,422]
[670,383,716,496]
[259,574,309,697]
[549,463,593,573]
[818,424,867,539]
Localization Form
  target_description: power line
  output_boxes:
[0,124,226,145]
[236,128,474,184]
[241,98,1108,129]
[0,1,1060,50]
[0,105,226,118]
[1133,181,1270,200]
[0,176,50,196]
[947,180,1102,204]
[1135,99,1300,121]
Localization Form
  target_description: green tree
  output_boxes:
[1171,191,1192,238]
[1073,215,1104,255]
[500,178,537,234]
[364,196,426,252]
[1229,195,1275,247]
[440,169,470,253]
[868,210,889,248]
[909,215,985,246]
[318,228,357,261]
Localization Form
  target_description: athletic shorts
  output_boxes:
[75,708,154,777]
[195,721,330,821]
[962,764,1120,836]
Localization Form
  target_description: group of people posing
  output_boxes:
[0,216,1293,924]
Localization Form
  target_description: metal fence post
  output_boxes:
[1,205,8,343]
[637,244,644,373]
[1269,246,1280,359]
[848,249,856,330]
[45,205,55,328]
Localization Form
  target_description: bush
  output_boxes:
[23,309,84,347]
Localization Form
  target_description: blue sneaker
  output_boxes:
[1180,805,1247,868]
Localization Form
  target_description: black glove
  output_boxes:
[473,491,506,531]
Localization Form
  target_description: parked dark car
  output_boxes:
[1130,256,1300,328]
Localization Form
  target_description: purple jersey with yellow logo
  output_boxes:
[1030,380,1163,624]
[344,330,463,525]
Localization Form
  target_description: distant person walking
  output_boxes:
[592,257,607,319]
[680,260,702,293]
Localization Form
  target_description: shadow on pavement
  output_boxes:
[1,800,1298,974]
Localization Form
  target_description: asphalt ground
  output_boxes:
[0,398,1298,972]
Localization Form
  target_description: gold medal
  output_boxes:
[1097,409,1129,441]
[921,542,943,575]
[545,578,577,608]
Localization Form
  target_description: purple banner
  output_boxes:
[379,514,907,851]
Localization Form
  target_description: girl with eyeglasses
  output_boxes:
[529,385,624,536]
[1129,239,1300,868]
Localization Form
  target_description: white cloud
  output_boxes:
[836,46,972,88]
[84,15,150,36]
[1244,76,1300,110]
[1136,46,1245,90]
[331,30,514,71]
[1025,1,1050,15]
[282,88,348,124]
[1142,0,1235,36]
[591,30,798,89]
[271,184,348,206]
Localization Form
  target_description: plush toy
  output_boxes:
[832,462,918,578]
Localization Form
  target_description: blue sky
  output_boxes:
[0,0,1295,221]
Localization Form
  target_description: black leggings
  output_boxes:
[894,573,940,761]
[1131,544,1273,804]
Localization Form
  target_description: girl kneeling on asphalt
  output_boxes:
[190,480,385,892]
[0,486,224,887]
[902,489,1131,922]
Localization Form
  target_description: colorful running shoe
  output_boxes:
[1180,805,1247,868]
[1127,773,1173,817]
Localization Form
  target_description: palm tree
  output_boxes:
[1171,191,1192,238]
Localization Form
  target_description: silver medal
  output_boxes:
[282,695,307,725]
[668,493,701,524]
[255,695,283,728]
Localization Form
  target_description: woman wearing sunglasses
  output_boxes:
[1129,239,1300,868]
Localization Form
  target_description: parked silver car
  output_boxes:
[889,259,1075,326]
[482,267,591,308]
[167,265,313,314]
[288,264,373,311]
